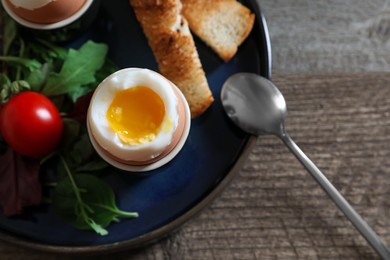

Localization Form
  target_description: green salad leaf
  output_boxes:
[52,159,138,235]
[0,8,139,235]
[42,41,108,98]
[0,56,42,72]
[2,13,16,55]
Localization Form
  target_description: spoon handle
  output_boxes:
[280,132,390,260]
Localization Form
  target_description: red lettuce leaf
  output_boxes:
[0,148,41,216]
[66,91,93,123]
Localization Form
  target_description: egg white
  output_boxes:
[9,0,53,10]
[88,68,179,162]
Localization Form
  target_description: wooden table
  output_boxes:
[2,1,390,259]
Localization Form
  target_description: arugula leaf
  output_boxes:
[70,59,118,102]
[94,59,118,83]
[59,118,108,174]
[26,63,53,92]
[75,160,108,173]
[52,161,138,235]
[35,39,68,61]
[0,73,10,86]
[70,134,95,165]
[60,118,82,152]
[2,11,17,55]
[67,84,93,103]
[42,41,108,97]
[0,56,42,71]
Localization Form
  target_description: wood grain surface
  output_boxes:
[259,0,390,73]
[1,72,389,259]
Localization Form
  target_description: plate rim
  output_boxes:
[0,0,272,254]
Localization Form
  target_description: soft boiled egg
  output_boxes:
[87,68,191,172]
[4,0,87,24]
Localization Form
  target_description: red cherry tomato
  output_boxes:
[0,91,63,158]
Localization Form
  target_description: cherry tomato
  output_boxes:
[0,91,63,158]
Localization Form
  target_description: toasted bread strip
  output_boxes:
[129,0,214,118]
[182,0,255,61]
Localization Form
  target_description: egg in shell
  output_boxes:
[87,68,191,172]
[2,0,92,28]
[4,0,86,24]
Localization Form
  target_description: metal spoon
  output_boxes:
[221,72,390,260]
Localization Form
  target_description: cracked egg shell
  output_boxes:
[5,0,87,24]
[87,68,191,172]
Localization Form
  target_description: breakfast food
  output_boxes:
[182,0,255,61]
[4,0,87,24]
[87,68,190,171]
[129,0,214,118]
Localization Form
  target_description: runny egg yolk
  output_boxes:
[106,86,165,145]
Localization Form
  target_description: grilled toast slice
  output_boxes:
[129,0,214,118]
[182,0,255,61]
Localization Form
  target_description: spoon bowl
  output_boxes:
[221,72,390,259]
[221,73,286,136]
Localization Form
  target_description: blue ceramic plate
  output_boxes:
[0,0,271,254]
